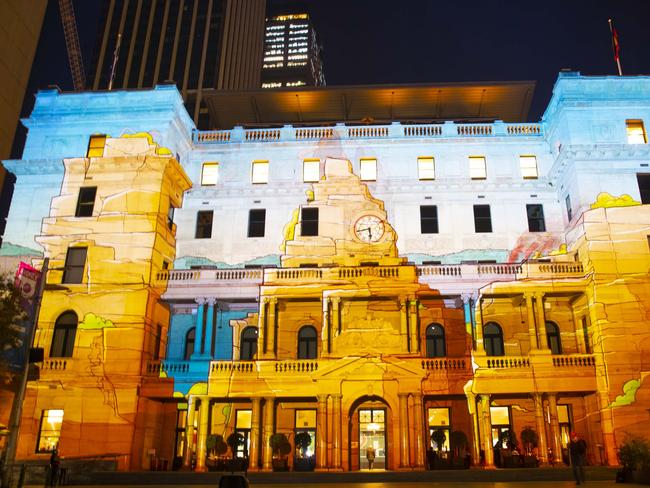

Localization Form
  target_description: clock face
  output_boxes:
[354,215,385,242]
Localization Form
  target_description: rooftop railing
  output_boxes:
[193,121,544,145]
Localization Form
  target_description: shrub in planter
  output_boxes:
[294,432,314,472]
[618,434,650,483]
[269,433,291,471]
[430,429,448,468]
[450,430,469,468]
[206,434,228,471]
[520,427,538,455]
[226,432,246,471]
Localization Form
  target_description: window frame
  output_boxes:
[240,327,258,360]
[201,162,219,186]
[483,322,504,356]
[519,155,538,179]
[195,210,214,239]
[302,159,320,182]
[420,205,439,234]
[473,205,492,233]
[297,325,318,359]
[87,134,106,158]
[626,120,647,144]
[251,160,269,184]
[565,194,573,221]
[418,157,435,180]
[526,204,546,232]
[62,247,87,284]
[247,209,266,238]
[425,323,446,357]
[469,156,487,180]
[75,187,97,217]
[184,327,195,360]
[50,311,78,358]
[360,158,377,181]
[546,321,562,354]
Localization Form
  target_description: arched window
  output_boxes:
[425,324,446,357]
[546,321,562,355]
[297,326,317,359]
[483,322,504,356]
[240,327,258,360]
[50,311,78,358]
[184,328,195,360]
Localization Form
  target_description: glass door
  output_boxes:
[359,408,385,469]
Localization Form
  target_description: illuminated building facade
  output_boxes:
[89,0,266,127]
[261,13,324,89]
[2,72,650,471]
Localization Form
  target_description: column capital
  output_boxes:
[195,297,207,305]
[269,297,278,305]
[461,292,478,303]
[206,297,217,306]
[317,393,329,403]
[330,393,342,400]
[397,392,410,399]
[534,291,546,299]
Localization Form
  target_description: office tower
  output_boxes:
[89,0,265,127]
[261,12,325,88]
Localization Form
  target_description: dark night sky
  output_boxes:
[12,0,650,157]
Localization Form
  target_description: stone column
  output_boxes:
[316,394,328,470]
[331,297,340,355]
[322,297,330,356]
[478,394,493,467]
[409,299,419,353]
[467,393,481,466]
[267,298,277,358]
[258,298,267,358]
[195,398,210,471]
[399,393,410,468]
[533,394,548,464]
[547,394,563,464]
[262,397,275,471]
[331,394,342,469]
[474,298,486,355]
[193,298,206,357]
[462,294,475,349]
[205,298,216,356]
[183,396,197,468]
[400,298,409,352]
[525,293,538,351]
[535,292,549,350]
[597,391,618,465]
[249,397,262,471]
[412,393,425,468]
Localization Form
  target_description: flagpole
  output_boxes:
[608,19,623,76]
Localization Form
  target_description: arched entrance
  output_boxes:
[348,396,392,471]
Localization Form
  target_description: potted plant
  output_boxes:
[449,430,469,468]
[520,427,539,467]
[269,433,291,471]
[430,429,448,468]
[618,434,650,483]
[226,432,246,472]
[499,429,520,468]
[206,434,228,471]
[294,432,315,471]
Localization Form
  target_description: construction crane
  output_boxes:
[58,0,86,91]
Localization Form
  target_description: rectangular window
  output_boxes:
[420,205,439,234]
[75,187,97,217]
[469,156,487,180]
[360,158,377,181]
[490,406,511,448]
[153,324,162,360]
[247,209,266,237]
[565,194,573,221]
[627,120,647,144]
[301,207,318,236]
[473,205,492,233]
[637,174,650,204]
[62,247,87,284]
[418,157,435,180]
[167,205,175,230]
[201,162,219,185]
[303,159,320,182]
[252,160,269,184]
[520,155,538,179]
[37,409,64,453]
[195,210,213,239]
[87,135,106,158]
[526,204,546,232]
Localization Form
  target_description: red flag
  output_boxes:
[611,24,620,62]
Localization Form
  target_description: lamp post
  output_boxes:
[1,258,49,488]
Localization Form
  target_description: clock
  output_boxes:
[354,215,385,242]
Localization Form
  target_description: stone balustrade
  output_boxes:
[40,359,69,371]
[421,358,469,371]
[479,356,532,369]
[552,354,595,367]
[193,121,544,145]
[146,360,191,375]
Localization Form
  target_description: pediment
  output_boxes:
[315,356,424,380]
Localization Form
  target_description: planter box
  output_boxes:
[294,457,315,472]
[272,459,288,472]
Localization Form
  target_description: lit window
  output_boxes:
[520,155,538,179]
[360,158,377,181]
[627,120,647,144]
[418,157,435,180]
[303,159,320,182]
[428,407,450,451]
[252,161,269,184]
[62,247,87,284]
[201,162,219,185]
[286,80,306,87]
[469,156,487,179]
[37,409,64,453]
[87,134,106,158]
[261,82,282,89]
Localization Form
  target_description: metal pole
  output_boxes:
[1,258,49,488]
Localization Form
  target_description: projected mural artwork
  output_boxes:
[1,73,650,472]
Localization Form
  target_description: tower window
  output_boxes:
[201,162,219,185]
[520,155,538,179]
[252,161,269,184]
[37,409,64,453]
[87,135,106,158]
[303,159,320,182]
[50,311,78,358]
[418,157,435,180]
[565,194,573,221]
[360,158,377,181]
[195,210,213,239]
[75,187,97,217]
[469,156,487,180]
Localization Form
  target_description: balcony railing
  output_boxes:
[552,354,595,367]
[421,358,469,371]
[40,359,69,371]
[193,121,544,145]
[480,356,531,368]
[146,360,191,375]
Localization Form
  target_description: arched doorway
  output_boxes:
[348,396,392,471]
